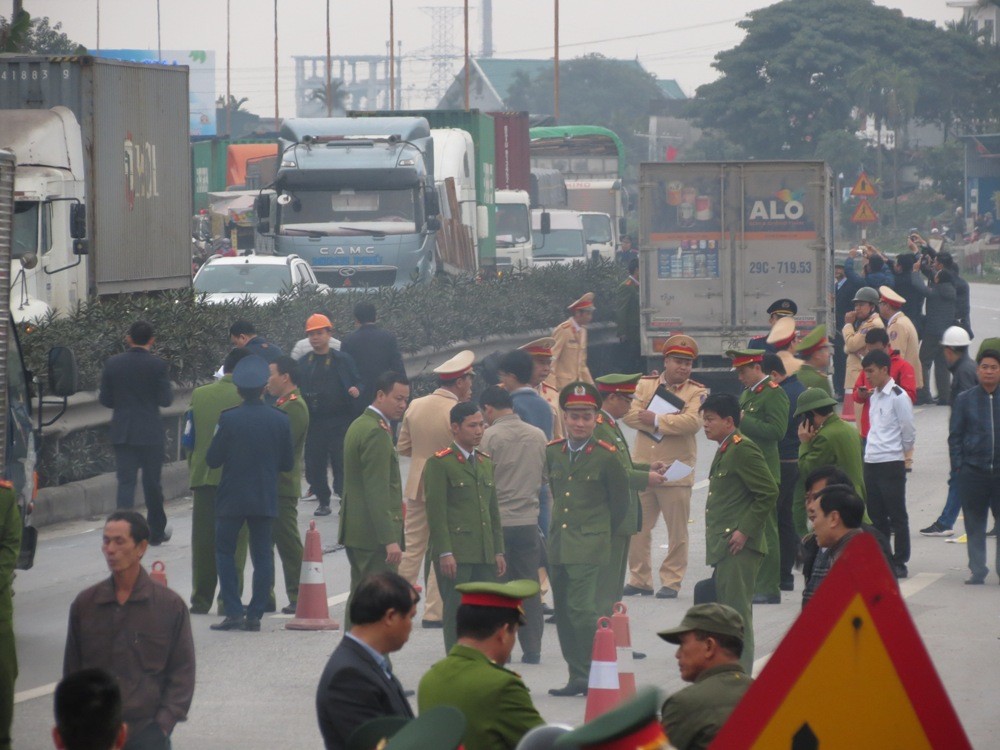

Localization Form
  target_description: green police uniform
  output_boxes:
[275,387,309,610]
[593,410,646,615]
[705,431,778,671]
[546,435,630,685]
[186,374,248,614]
[424,444,504,652]
[615,275,641,370]
[736,372,789,600]
[0,482,20,750]
[795,410,867,537]
[554,687,667,750]
[795,363,833,396]
[339,406,404,627]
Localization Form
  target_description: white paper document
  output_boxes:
[662,460,694,482]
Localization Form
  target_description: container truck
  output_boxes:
[639,161,833,376]
[255,116,439,289]
[0,56,193,322]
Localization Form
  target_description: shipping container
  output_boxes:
[639,161,833,372]
[488,111,530,192]
[0,55,192,296]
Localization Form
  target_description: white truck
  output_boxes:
[530,208,587,266]
[639,161,833,376]
[495,189,532,267]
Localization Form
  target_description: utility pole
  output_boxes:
[274,0,279,125]
[463,0,469,110]
[389,0,395,110]
[156,0,161,61]
[226,0,231,136]
[325,0,332,116]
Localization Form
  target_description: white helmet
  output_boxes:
[941,326,971,347]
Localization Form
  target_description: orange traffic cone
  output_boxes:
[585,616,621,721]
[150,561,167,587]
[610,602,636,699]
[285,520,340,631]
[842,389,856,422]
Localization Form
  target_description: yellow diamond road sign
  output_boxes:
[850,198,878,224]
[851,171,877,197]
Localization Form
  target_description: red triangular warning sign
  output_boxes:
[851,171,877,197]
[850,198,878,224]
[711,534,970,749]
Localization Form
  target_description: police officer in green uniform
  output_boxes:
[418,580,545,750]
[700,393,778,671]
[593,374,666,616]
[186,348,250,614]
[615,259,642,372]
[552,687,668,750]
[424,401,506,653]
[794,326,834,397]
[0,481,20,750]
[267,356,310,614]
[339,372,411,628]
[547,382,630,697]
[728,349,789,605]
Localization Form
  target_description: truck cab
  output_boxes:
[495,189,532,267]
[257,117,439,289]
[579,211,616,261]
[531,209,587,266]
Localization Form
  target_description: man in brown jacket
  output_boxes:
[64,511,194,750]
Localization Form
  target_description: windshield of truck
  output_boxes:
[533,229,586,258]
[279,188,417,230]
[194,263,294,295]
[581,214,613,244]
[496,204,530,246]
[12,201,51,259]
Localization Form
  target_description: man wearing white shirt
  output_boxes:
[860,349,916,579]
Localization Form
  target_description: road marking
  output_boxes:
[14,681,58,704]
[751,572,943,676]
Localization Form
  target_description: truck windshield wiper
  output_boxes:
[281,228,327,238]
[338,226,387,238]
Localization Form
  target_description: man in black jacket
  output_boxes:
[315,571,418,750]
[833,263,858,399]
[340,301,406,409]
[99,321,174,545]
[911,265,957,405]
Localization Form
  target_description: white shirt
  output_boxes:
[865,377,916,463]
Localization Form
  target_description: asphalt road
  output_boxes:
[9,283,1000,749]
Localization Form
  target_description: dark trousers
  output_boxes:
[501,525,543,657]
[618,339,643,374]
[863,461,909,566]
[958,467,1000,580]
[833,333,847,396]
[777,461,800,588]
[114,443,166,539]
[919,338,950,402]
[304,414,351,505]
[216,515,274,621]
[123,722,170,750]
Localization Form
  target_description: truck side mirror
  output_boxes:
[254,194,271,233]
[618,217,627,236]
[540,211,551,235]
[425,190,441,217]
[70,203,86,239]
[425,216,441,232]
[47,346,79,398]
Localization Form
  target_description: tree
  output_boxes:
[812,130,870,185]
[307,79,347,113]
[0,13,85,54]
[505,54,667,170]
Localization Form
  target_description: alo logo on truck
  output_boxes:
[746,189,814,232]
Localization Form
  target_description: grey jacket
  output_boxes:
[910,271,956,338]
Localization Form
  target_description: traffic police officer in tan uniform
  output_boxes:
[396,351,475,628]
[546,293,596,391]
[766,316,801,376]
[622,336,707,599]
[879,286,923,390]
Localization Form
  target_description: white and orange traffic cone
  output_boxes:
[584,616,621,721]
[285,520,340,631]
[610,602,636,699]
[842,389,857,422]
[150,561,168,587]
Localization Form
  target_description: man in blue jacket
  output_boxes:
[207,355,294,631]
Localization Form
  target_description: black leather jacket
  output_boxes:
[949,385,1000,473]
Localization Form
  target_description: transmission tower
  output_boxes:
[419,6,464,106]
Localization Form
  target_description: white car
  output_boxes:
[193,254,330,305]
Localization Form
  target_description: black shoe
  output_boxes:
[894,564,909,579]
[541,604,555,615]
[545,614,557,624]
[752,593,781,604]
[522,652,541,664]
[421,619,443,629]
[632,650,647,660]
[314,506,332,517]
[242,618,261,632]
[210,616,246,631]
[779,581,795,592]
[987,527,997,538]
[622,584,654,597]
[548,679,588,697]
[965,576,985,585]
[264,603,277,613]
[920,522,954,537]
[655,586,678,599]
[149,525,173,546]
[281,604,297,615]
[189,606,210,615]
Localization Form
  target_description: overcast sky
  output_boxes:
[20,0,964,116]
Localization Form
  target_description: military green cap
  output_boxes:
[725,349,765,368]
[559,381,602,410]
[977,338,1000,362]
[595,373,642,398]
[793,387,839,417]
[553,688,664,749]
[657,603,745,644]
[456,579,540,613]
[385,706,465,750]
[346,716,409,750]
[794,325,829,355]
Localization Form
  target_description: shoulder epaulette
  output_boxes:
[597,439,617,452]
[596,413,605,424]
[732,434,743,444]
[558,320,573,329]
[688,379,706,388]
[477,450,491,460]
[768,381,780,388]
[641,374,657,380]
[434,447,454,458]
[0,479,11,489]
[892,385,903,396]
[541,382,558,393]
[547,438,567,447]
